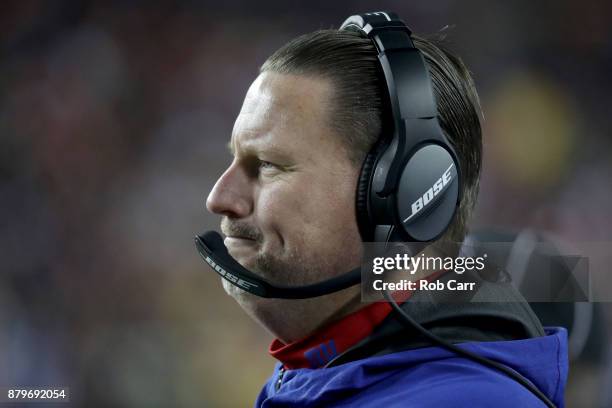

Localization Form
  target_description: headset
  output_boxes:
[344,11,460,244]
[195,11,556,408]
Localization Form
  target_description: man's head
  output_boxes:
[206,28,482,343]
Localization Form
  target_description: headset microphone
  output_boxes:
[195,231,362,299]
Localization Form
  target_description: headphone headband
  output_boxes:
[340,12,412,42]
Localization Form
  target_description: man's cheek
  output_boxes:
[258,187,307,219]
[256,190,301,239]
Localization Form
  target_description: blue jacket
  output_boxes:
[256,327,567,407]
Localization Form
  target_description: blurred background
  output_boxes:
[1,0,611,406]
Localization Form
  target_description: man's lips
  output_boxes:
[224,236,258,246]
[224,236,259,262]
[224,235,256,241]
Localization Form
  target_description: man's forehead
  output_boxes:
[230,72,333,150]
[244,71,331,111]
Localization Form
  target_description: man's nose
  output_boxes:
[206,165,252,218]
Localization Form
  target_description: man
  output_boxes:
[204,12,567,407]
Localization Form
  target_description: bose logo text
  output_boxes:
[403,163,454,224]
[205,255,258,290]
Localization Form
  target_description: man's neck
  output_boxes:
[265,286,363,345]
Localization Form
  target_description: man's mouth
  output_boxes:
[220,219,262,243]
[225,235,256,241]
[224,236,259,248]
[223,236,260,264]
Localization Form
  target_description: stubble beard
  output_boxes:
[221,244,361,342]
[222,243,331,299]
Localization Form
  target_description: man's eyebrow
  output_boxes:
[226,139,293,162]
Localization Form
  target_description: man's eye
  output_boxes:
[259,161,278,171]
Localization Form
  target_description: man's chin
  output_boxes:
[221,279,279,321]
[222,279,267,302]
[221,279,245,298]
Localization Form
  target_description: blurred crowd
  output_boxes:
[1,1,611,406]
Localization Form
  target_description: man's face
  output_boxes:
[206,71,363,297]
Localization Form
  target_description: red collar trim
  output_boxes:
[269,272,444,369]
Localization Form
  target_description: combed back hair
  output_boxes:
[260,29,483,242]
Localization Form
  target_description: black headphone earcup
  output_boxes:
[395,144,460,241]
[356,151,377,241]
